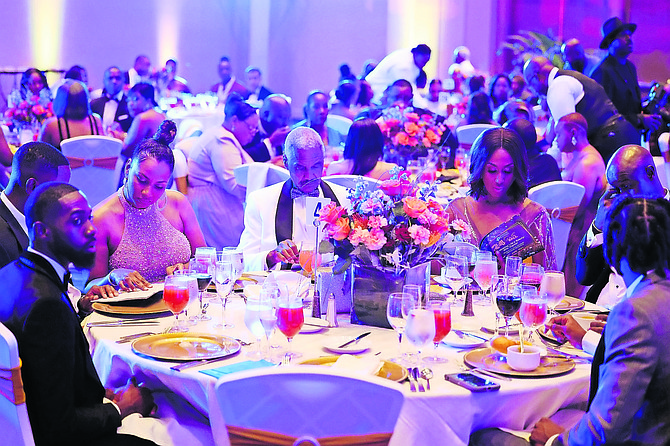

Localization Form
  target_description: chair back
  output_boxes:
[234,162,291,197]
[528,181,586,269]
[456,124,496,149]
[322,175,380,192]
[0,323,35,446]
[326,115,353,136]
[209,367,404,446]
[654,133,669,189]
[60,135,123,207]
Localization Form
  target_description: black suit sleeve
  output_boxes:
[20,299,121,444]
[0,221,24,269]
[575,232,606,286]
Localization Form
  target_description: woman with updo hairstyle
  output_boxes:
[115,82,166,158]
[39,79,102,149]
[89,119,205,289]
[446,127,557,269]
[325,117,398,180]
[20,68,51,100]
[488,73,511,110]
[187,93,258,249]
[329,80,358,120]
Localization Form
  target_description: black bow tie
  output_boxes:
[290,187,320,199]
[63,272,72,288]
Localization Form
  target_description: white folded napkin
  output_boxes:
[331,354,383,376]
[265,271,311,299]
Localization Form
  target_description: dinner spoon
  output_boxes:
[421,368,433,390]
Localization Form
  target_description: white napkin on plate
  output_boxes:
[265,271,311,299]
[331,354,383,376]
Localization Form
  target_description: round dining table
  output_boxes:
[84,290,594,446]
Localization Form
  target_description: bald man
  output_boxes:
[523,56,639,162]
[560,39,599,76]
[238,127,349,271]
[243,94,291,163]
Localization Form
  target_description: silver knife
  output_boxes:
[337,331,371,348]
[170,355,229,372]
[452,330,489,342]
[87,321,160,327]
[470,367,513,382]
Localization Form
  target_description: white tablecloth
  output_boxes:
[85,294,592,446]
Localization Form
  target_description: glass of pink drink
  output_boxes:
[424,295,451,364]
[276,290,304,360]
[164,275,190,333]
[519,287,547,346]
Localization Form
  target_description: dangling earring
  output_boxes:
[571,135,577,146]
[156,192,168,211]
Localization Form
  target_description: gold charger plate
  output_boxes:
[555,296,585,312]
[300,356,408,382]
[132,333,241,361]
[464,347,575,377]
[92,295,171,316]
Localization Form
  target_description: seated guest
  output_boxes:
[238,127,349,271]
[555,113,606,296]
[0,182,157,446]
[575,144,668,306]
[90,66,133,133]
[156,59,190,98]
[355,79,415,120]
[472,197,670,446]
[39,80,103,149]
[489,73,511,110]
[503,118,561,188]
[243,94,292,163]
[463,91,496,126]
[64,65,88,85]
[325,117,398,180]
[19,68,52,101]
[0,142,70,269]
[495,99,535,125]
[210,56,249,106]
[329,80,358,121]
[510,74,532,101]
[244,66,272,106]
[188,94,257,249]
[90,120,205,288]
[125,54,153,88]
[423,78,448,117]
[118,83,165,159]
[446,127,557,269]
[293,90,345,148]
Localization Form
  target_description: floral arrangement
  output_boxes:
[377,105,447,167]
[319,169,453,273]
[4,88,53,129]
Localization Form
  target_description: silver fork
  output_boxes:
[412,367,425,392]
[282,353,291,366]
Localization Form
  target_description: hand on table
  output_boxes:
[547,315,586,349]
[266,239,299,268]
[78,285,119,314]
[113,378,156,418]
[530,417,564,445]
[111,270,151,291]
[166,262,188,276]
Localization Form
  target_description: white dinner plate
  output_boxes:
[441,331,487,348]
[300,317,329,334]
[322,336,371,354]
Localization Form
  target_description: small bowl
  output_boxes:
[506,345,541,371]
[572,312,597,331]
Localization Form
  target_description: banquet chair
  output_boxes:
[322,174,380,191]
[60,135,123,207]
[0,322,35,446]
[455,124,496,150]
[528,181,586,269]
[654,132,669,189]
[234,162,290,198]
[209,367,405,446]
[326,115,353,136]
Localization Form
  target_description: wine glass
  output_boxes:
[540,271,565,316]
[386,292,409,364]
[259,288,278,361]
[455,245,477,277]
[190,257,213,321]
[505,256,522,288]
[519,287,548,345]
[407,159,422,178]
[402,284,423,309]
[492,275,521,337]
[520,263,544,291]
[219,247,244,282]
[163,275,190,332]
[442,255,468,300]
[173,269,198,326]
[454,147,469,184]
[276,287,304,360]
[244,293,267,359]
[424,294,451,364]
[195,247,217,297]
[473,259,497,301]
[405,308,436,367]
[214,260,234,329]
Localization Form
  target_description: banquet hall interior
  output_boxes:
[1,1,670,446]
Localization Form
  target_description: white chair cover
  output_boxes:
[655,133,669,189]
[326,115,353,136]
[209,367,404,446]
[322,175,380,191]
[233,162,290,197]
[455,124,496,148]
[60,135,123,207]
[528,181,586,269]
[0,323,35,446]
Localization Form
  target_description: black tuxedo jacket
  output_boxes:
[245,85,273,102]
[0,199,29,269]
[575,231,609,303]
[90,93,133,132]
[243,130,283,162]
[591,55,643,129]
[0,252,123,446]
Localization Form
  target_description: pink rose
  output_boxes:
[328,217,351,241]
[405,112,420,122]
[380,179,409,196]
[364,228,387,250]
[404,122,420,136]
[402,196,428,218]
[395,131,410,146]
[368,215,388,229]
[408,225,431,245]
[319,202,346,225]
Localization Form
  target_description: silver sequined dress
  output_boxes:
[109,189,192,282]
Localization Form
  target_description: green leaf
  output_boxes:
[318,239,334,254]
[333,257,352,275]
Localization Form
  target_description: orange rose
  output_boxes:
[408,137,419,147]
[395,132,410,145]
[402,196,428,218]
[404,122,420,136]
[425,129,440,144]
[319,202,346,225]
[328,217,351,241]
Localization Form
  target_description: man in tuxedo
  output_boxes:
[238,127,349,271]
[0,142,70,269]
[0,182,156,446]
[124,55,152,88]
[210,56,249,106]
[243,94,291,162]
[523,56,640,162]
[244,66,273,106]
[90,66,133,132]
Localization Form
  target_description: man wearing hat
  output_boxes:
[591,17,662,134]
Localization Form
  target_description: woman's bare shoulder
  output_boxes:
[93,192,123,222]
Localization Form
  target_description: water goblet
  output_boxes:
[190,257,213,321]
[259,288,278,360]
[276,288,304,360]
[473,259,497,301]
[424,295,451,364]
[402,284,423,309]
[442,255,468,301]
[505,256,522,288]
[244,293,268,359]
[405,308,436,368]
[163,275,190,333]
[219,247,244,282]
[214,260,234,329]
[540,271,565,316]
[519,287,548,346]
[386,292,409,364]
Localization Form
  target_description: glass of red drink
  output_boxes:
[276,288,304,360]
[519,287,547,346]
[164,275,190,332]
[424,295,451,364]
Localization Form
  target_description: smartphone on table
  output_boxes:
[444,372,501,392]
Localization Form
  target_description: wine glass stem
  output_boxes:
[220,296,227,325]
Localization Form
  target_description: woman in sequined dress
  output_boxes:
[88,120,205,289]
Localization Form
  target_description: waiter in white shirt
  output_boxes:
[238,127,349,271]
